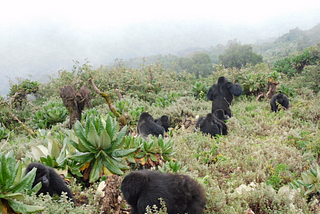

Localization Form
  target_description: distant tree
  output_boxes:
[178,52,213,78]
[219,43,263,69]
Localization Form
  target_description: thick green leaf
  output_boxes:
[9,167,36,193]
[3,192,24,201]
[99,129,111,150]
[56,139,67,166]
[48,137,60,159]
[108,156,129,170]
[74,121,95,152]
[106,126,127,153]
[111,148,137,158]
[13,161,23,186]
[69,152,95,164]
[8,199,45,213]
[0,155,10,190]
[89,158,103,183]
[102,155,123,175]
[105,115,114,140]
[87,120,100,148]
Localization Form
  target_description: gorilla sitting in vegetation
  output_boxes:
[121,170,206,214]
[154,115,170,132]
[137,112,165,140]
[213,109,229,120]
[207,76,242,118]
[25,163,75,205]
[195,113,228,137]
[270,93,289,112]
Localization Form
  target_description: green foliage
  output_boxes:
[178,52,213,78]
[128,106,145,125]
[191,81,210,100]
[219,43,263,69]
[291,164,320,200]
[273,44,320,77]
[153,91,180,108]
[0,151,45,213]
[69,115,135,183]
[123,135,176,169]
[9,79,39,96]
[0,123,11,140]
[266,163,290,191]
[157,160,187,173]
[32,102,68,129]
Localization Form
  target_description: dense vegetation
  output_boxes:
[0,41,320,213]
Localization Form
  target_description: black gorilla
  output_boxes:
[207,76,242,118]
[195,113,228,137]
[270,93,289,112]
[213,109,229,120]
[137,112,165,139]
[25,163,75,204]
[121,170,206,214]
[154,115,170,132]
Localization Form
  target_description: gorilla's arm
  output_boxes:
[228,83,243,96]
[206,84,218,101]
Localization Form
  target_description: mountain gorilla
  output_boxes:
[137,112,165,140]
[154,115,170,132]
[213,109,229,120]
[207,76,242,118]
[270,93,289,112]
[121,170,206,214]
[25,163,75,205]
[195,113,228,137]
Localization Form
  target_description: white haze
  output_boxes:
[1,0,320,95]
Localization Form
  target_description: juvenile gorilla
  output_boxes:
[137,112,165,139]
[121,170,206,214]
[195,113,228,137]
[25,163,75,204]
[207,76,242,118]
[213,109,229,120]
[270,93,289,112]
[154,115,170,132]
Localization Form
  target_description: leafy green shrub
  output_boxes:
[69,115,135,183]
[291,164,320,201]
[0,151,45,213]
[153,91,180,107]
[9,79,39,96]
[0,123,11,140]
[32,102,68,129]
[191,81,210,100]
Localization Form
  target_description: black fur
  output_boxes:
[121,170,206,214]
[195,113,228,137]
[137,112,165,139]
[213,109,229,120]
[25,163,75,204]
[154,115,170,132]
[270,93,289,112]
[207,76,242,118]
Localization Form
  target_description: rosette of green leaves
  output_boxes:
[158,160,187,173]
[44,106,68,124]
[32,110,48,129]
[191,81,209,100]
[0,151,45,213]
[69,115,135,183]
[291,164,320,197]
[0,123,10,140]
[135,136,176,162]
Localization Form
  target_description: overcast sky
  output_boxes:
[1,0,320,96]
[2,0,320,27]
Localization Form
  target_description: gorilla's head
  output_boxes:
[217,76,228,84]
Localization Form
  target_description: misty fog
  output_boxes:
[0,9,319,96]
